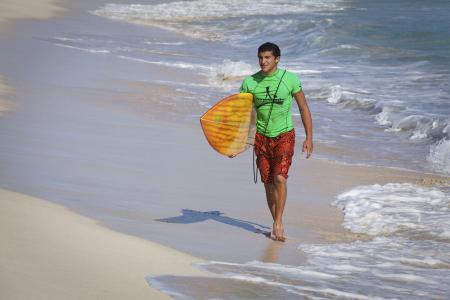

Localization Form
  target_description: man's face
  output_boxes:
[258,51,279,75]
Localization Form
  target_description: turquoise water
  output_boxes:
[82,0,450,175]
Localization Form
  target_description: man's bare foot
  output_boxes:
[272,222,286,242]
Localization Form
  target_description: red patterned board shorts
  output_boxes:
[254,129,295,183]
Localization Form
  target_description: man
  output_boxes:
[239,42,313,241]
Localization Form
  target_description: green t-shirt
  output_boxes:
[240,68,302,137]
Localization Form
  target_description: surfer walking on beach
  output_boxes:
[240,42,313,241]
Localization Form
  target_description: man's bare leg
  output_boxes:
[273,175,287,241]
[264,182,276,220]
[264,175,287,241]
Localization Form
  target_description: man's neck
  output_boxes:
[262,67,278,76]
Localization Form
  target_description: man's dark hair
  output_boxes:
[258,42,281,58]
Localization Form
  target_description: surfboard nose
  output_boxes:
[200,93,255,157]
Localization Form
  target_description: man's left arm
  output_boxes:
[294,91,313,158]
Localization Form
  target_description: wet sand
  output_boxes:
[0,0,66,114]
[0,1,210,299]
[0,76,14,115]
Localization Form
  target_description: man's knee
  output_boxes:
[264,182,275,192]
[274,174,287,185]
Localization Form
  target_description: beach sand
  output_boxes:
[0,0,66,114]
[0,1,210,299]
[0,0,66,32]
[0,188,209,300]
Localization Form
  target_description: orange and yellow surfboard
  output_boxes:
[200,93,256,157]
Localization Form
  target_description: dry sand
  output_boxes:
[0,0,66,31]
[0,188,209,300]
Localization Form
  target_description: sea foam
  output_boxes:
[333,183,450,238]
[91,0,346,41]
[428,139,450,175]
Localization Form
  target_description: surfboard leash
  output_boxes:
[253,69,287,184]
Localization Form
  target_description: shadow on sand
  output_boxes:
[156,209,271,236]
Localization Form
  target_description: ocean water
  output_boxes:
[32,0,450,298]
[44,0,449,175]
[149,183,450,299]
